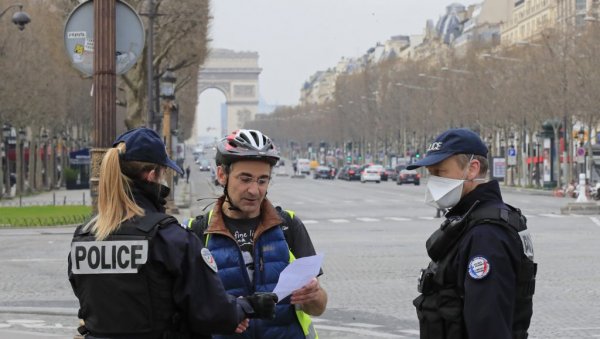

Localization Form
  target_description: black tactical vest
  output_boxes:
[413,201,537,339]
[70,213,180,338]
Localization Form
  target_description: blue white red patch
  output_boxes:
[468,256,490,280]
[201,248,218,273]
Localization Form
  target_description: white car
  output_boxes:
[360,166,381,183]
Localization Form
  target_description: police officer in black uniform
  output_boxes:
[68,127,277,339]
[408,128,537,339]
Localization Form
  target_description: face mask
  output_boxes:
[425,175,465,209]
[425,155,474,209]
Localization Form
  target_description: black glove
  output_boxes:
[241,292,278,319]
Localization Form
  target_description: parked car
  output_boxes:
[314,165,334,179]
[338,164,361,181]
[397,169,420,185]
[361,165,381,183]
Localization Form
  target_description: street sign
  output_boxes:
[64,0,145,76]
[576,147,586,164]
[508,147,516,157]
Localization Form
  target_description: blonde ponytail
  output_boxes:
[91,143,144,240]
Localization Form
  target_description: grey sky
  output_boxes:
[196,0,477,139]
[210,0,478,105]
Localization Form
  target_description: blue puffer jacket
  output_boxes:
[205,198,305,339]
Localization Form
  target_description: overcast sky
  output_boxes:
[196,0,477,139]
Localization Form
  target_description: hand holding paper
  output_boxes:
[272,253,324,302]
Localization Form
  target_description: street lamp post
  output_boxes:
[160,69,178,213]
[3,124,13,197]
[16,128,25,195]
[40,130,48,190]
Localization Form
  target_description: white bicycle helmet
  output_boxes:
[216,129,280,166]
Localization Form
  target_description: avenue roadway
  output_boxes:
[0,167,599,338]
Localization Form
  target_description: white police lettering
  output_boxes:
[518,229,534,260]
[71,240,148,274]
[427,142,442,152]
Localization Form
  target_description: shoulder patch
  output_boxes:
[468,256,490,280]
[518,229,534,260]
[201,247,218,273]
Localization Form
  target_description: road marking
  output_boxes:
[329,219,349,223]
[539,213,565,218]
[590,217,600,228]
[0,258,62,263]
[314,324,405,338]
[385,217,411,221]
[347,322,383,328]
[399,329,420,335]
[418,216,435,220]
[303,220,318,224]
[356,217,379,222]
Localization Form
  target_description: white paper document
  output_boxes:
[272,253,324,302]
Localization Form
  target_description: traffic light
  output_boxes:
[415,150,421,159]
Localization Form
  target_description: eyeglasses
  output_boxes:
[235,175,271,187]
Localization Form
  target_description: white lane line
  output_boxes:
[590,217,600,228]
[347,322,383,328]
[385,217,411,221]
[419,216,435,220]
[539,213,565,218]
[329,219,349,223]
[0,258,62,263]
[302,220,318,224]
[314,324,405,338]
[356,217,379,222]
[399,329,420,335]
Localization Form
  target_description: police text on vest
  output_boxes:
[71,241,148,274]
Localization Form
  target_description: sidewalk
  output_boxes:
[0,188,91,207]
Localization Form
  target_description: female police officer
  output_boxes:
[68,127,277,339]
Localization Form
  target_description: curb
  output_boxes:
[0,306,78,317]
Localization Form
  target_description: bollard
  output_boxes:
[576,173,589,203]
[83,192,86,206]
[19,195,22,207]
[53,192,56,206]
[64,196,67,205]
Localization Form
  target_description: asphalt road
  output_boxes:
[0,168,599,338]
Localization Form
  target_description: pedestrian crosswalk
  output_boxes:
[312,317,417,338]
[299,213,591,225]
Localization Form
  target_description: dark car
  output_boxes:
[314,166,333,179]
[385,167,396,181]
[338,164,361,181]
[397,169,420,185]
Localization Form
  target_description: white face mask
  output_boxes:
[425,155,475,209]
[425,175,465,209]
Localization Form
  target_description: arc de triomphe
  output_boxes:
[197,48,261,136]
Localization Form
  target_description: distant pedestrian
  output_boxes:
[186,165,191,183]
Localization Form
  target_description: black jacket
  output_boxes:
[68,180,247,338]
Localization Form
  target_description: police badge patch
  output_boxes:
[468,256,490,280]
[201,248,218,273]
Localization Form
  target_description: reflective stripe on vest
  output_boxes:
[205,208,318,339]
